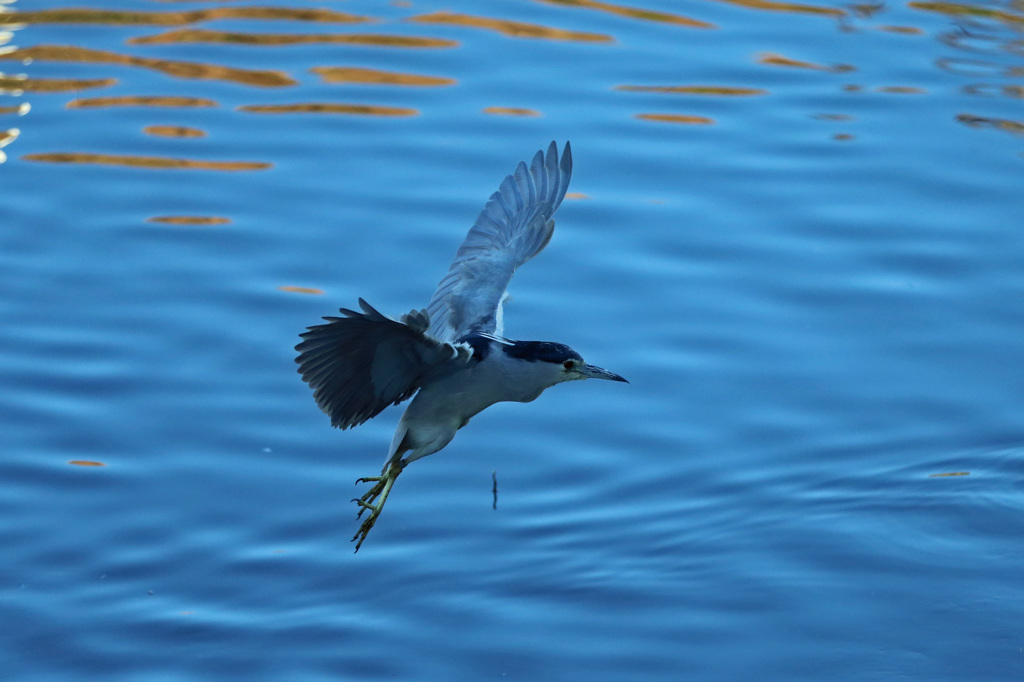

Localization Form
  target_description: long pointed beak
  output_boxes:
[581,364,629,383]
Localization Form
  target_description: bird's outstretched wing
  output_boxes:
[426,141,573,344]
[295,299,470,429]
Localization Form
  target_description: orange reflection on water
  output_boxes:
[24,152,271,171]
[239,103,418,116]
[129,29,458,49]
[712,0,845,17]
[144,125,206,138]
[878,25,925,35]
[407,11,613,42]
[616,84,767,96]
[69,460,105,467]
[956,113,1024,135]
[310,67,455,87]
[148,216,232,225]
[963,84,1024,99]
[0,7,371,26]
[482,106,541,116]
[68,95,218,109]
[1,46,295,87]
[0,128,17,162]
[0,75,116,93]
[877,86,927,94]
[533,0,714,29]
[636,113,715,124]
[279,285,324,295]
[910,2,1024,25]
[757,52,855,72]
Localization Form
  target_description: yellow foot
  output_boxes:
[351,463,403,552]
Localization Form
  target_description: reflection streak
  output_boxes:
[24,152,271,171]
[636,113,714,124]
[910,2,1024,25]
[0,75,116,92]
[956,113,1024,135]
[0,7,371,26]
[876,86,927,94]
[533,0,714,28]
[279,286,324,295]
[148,216,232,225]
[310,67,454,87]
[0,127,19,147]
[238,103,418,116]
[712,0,845,17]
[482,106,541,116]
[757,52,855,71]
[616,84,767,96]
[407,11,613,42]
[68,96,218,108]
[143,125,205,138]
[130,30,457,49]
[0,46,295,87]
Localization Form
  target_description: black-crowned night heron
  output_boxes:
[296,141,627,551]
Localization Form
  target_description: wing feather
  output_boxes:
[425,141,573,343]
[295,299,469,429]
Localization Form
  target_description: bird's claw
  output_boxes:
[352,476,386,519]
[353,498,377,513]
[351,464,402,552]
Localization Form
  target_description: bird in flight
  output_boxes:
[295,141,627,551]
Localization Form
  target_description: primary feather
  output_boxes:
[295,299,470,429]
[425,141,572,344]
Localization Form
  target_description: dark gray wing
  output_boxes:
[425,141,573,344]
[295,299,469,429]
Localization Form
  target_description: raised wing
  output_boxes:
[295,299,469,429]
[425,141,573,344]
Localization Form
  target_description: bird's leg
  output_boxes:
[351,460,404,552]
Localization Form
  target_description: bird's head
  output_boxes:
[503,340,628,393]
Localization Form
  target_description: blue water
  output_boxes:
[2,0,1023,679]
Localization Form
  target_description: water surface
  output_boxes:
[2,0,1023,679]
